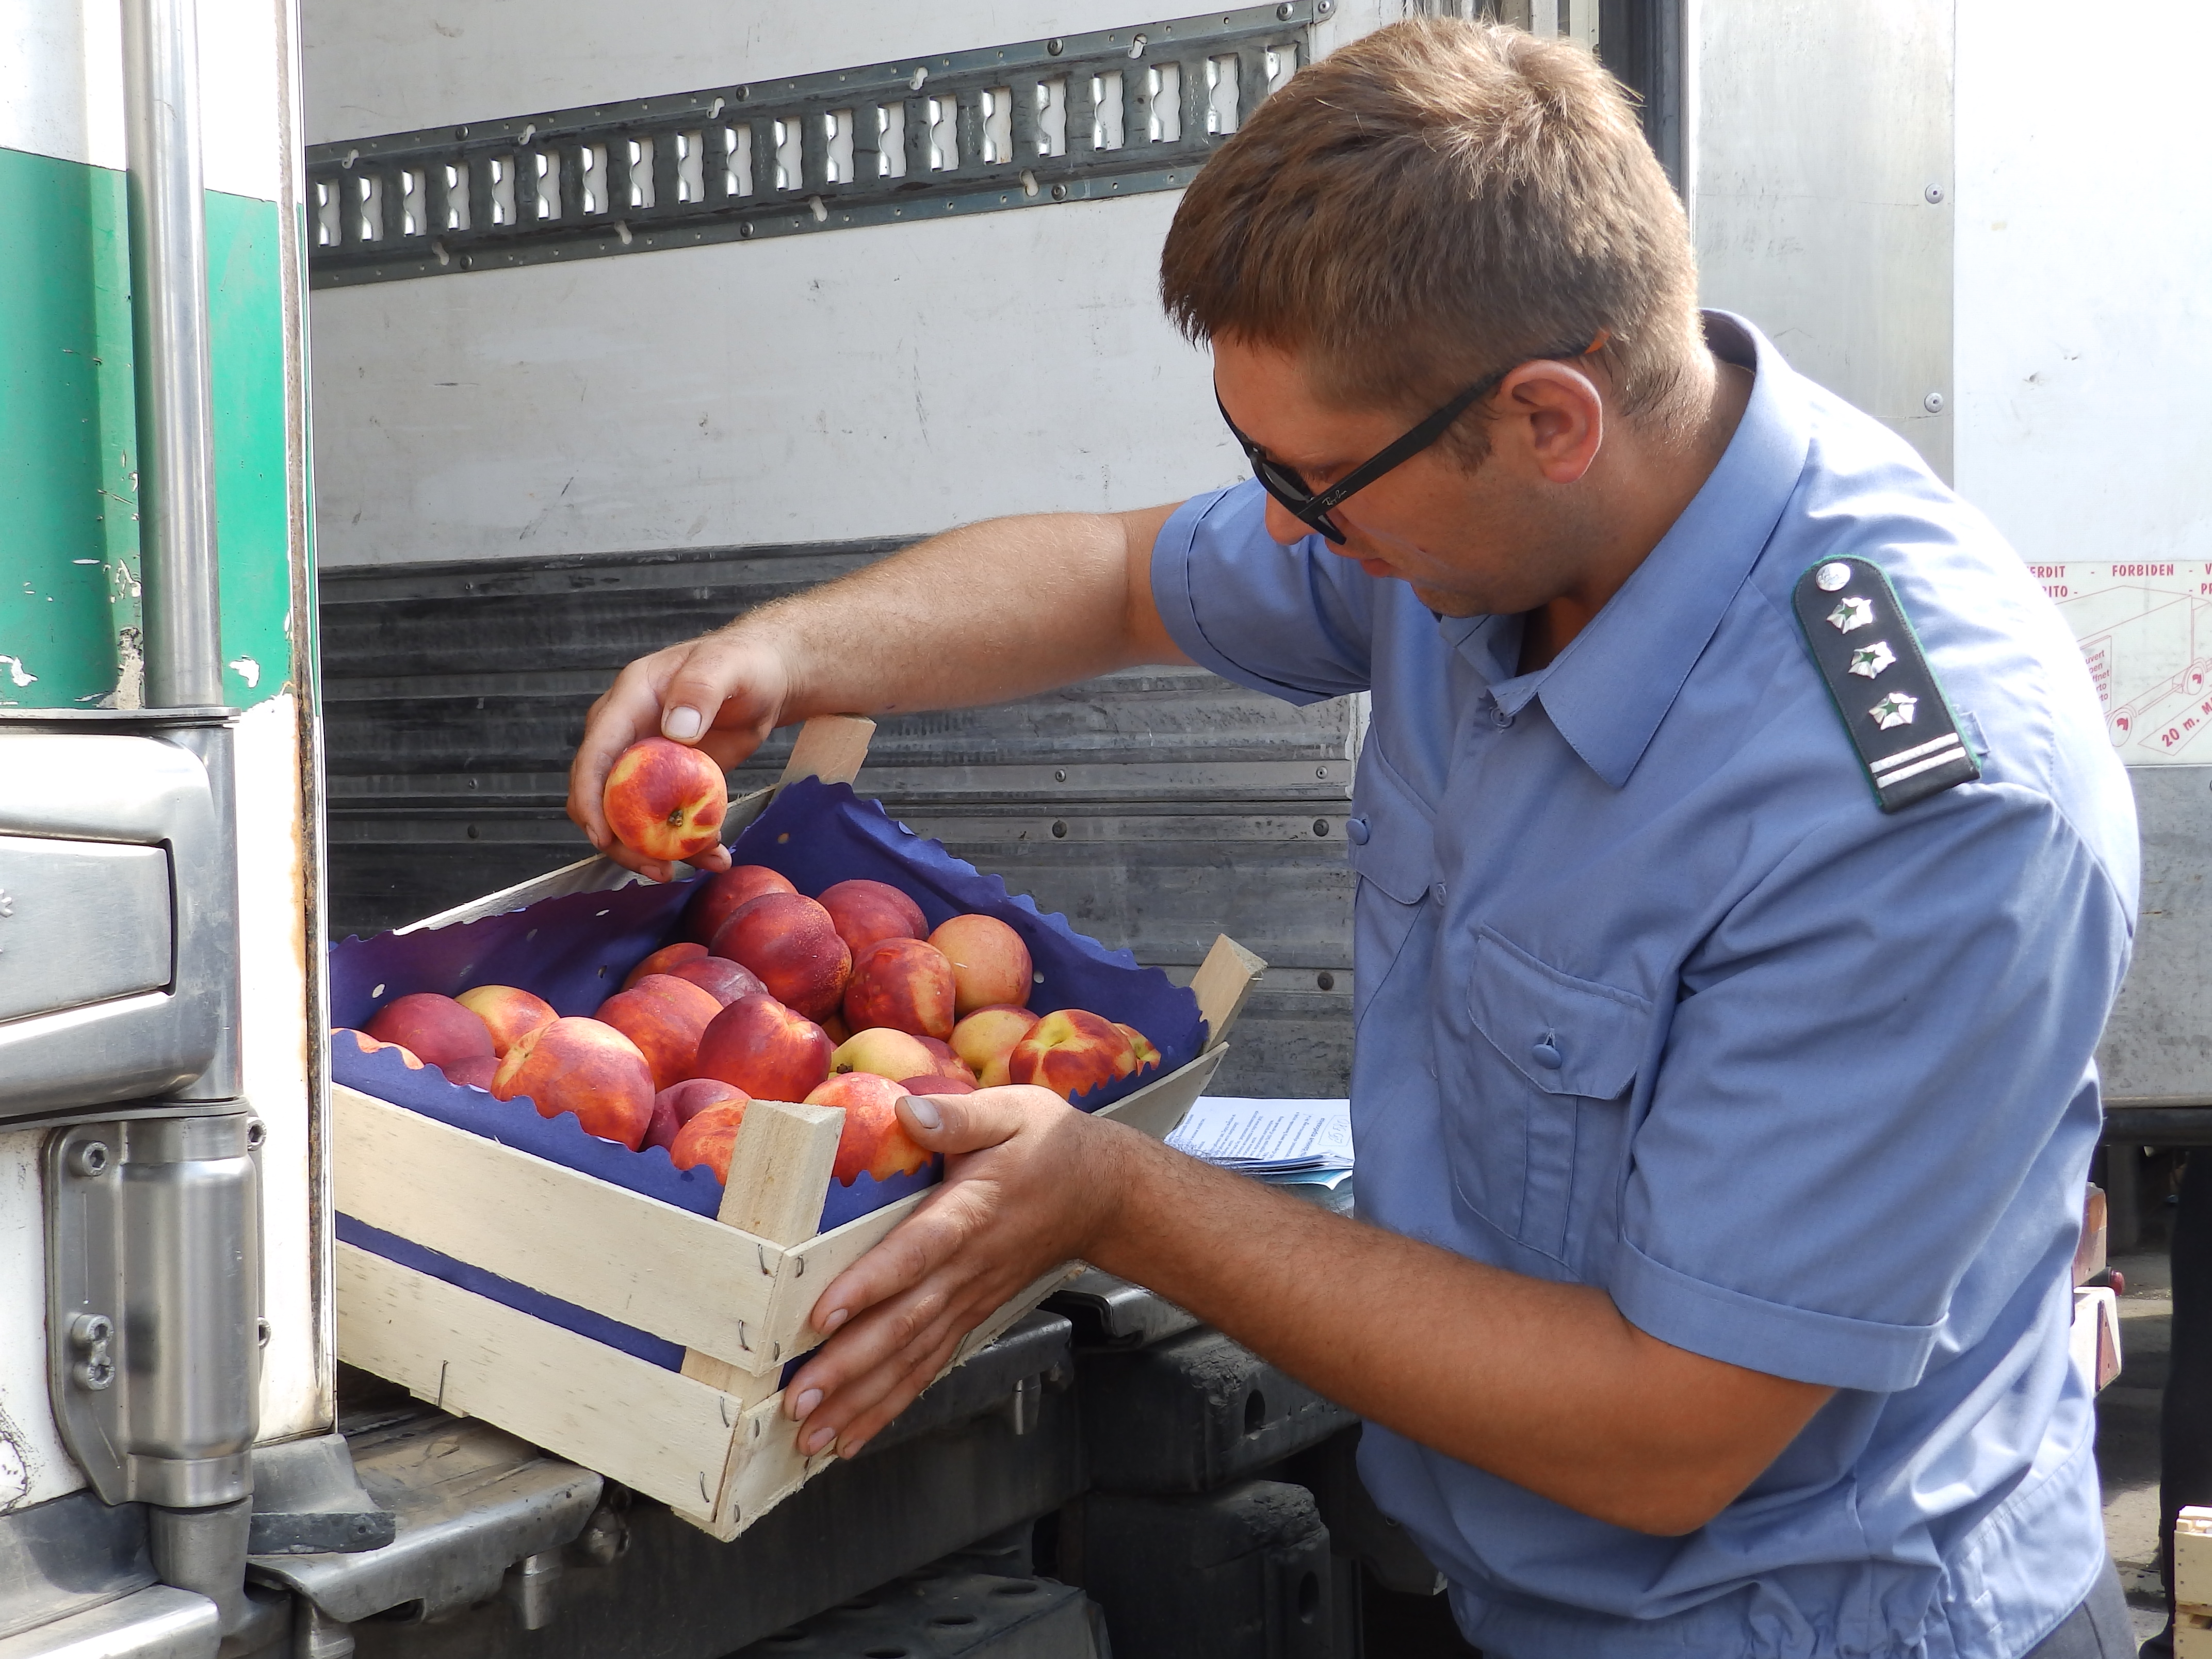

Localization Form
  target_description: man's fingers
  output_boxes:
[895,1087,1050,1156]
[803,1179,995,1338]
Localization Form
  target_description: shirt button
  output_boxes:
[1491,707,1514,729]
[1345,816,1371,846]
[1532,1040,1563,1070]
[1430,882,1447,903]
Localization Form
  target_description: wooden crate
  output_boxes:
[334,717,1264,1537]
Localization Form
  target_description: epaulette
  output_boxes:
[1792,557,1981,811]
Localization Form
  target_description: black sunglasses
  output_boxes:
[1216,333,1607,544]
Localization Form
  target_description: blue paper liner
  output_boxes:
[328,777,1204,1370]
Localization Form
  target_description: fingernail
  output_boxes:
[791,1388,822,1419]
[839,1438,869,1460]
[803,1425,836,1455]
[901,1094,941,1131]
[820,1307,849,1333]
[663,705,704,741]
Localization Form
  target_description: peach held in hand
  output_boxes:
[842,937,956,1039]
[492,1016,655,1149]
[805,1071,932,1185]
[926,915,1034,1016]
[680,864,796,946]
[669,1101,751,1181]
[602,737,728,863]
[1008,1009,1138,1103]
[691,993,834,1103]
[713,892,852,1021]
[670,955,768,1007]
[832,1027,937,1082]
[951,1005,1042,1088]
[817,879,928,957]
[366,993,495,1069]
[455,985,558,1057]
[594,973,724,1092]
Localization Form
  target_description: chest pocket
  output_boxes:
[1345,747,1438,1033]
[1454,928,1652,1263]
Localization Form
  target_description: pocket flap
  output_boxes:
[1346,747,1436,905]
[1469,929,1650,1098]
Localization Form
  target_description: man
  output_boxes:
[569,22,2139,1656]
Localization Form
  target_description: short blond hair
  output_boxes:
[1160,19,1704,459]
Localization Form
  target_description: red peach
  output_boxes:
[713,892,852,1021]
[669,955,768,1007]
[366,993,495,1069]
[817,879,928,957]
[455,985,558,1057]
[492,1017,655,1148]
[804,1072,932,1185]
[951,1006,1041,1083]
[1117,1023,1163,1075]
[645,1079,748,1153]
[602,737,727,862]
[594,974,724,1092]
[669,1101,751,1182]
[928,915,1034,1016]
[624,941,709,988]
[1008,1009,1138,1103]
[899,1074,977,1096]
[334,1028,424,1069]
[680,865,797,946]
[842,937,956,1039]
[913,1034,978,1084]
[832,1027,938,1081]
[691,993,834,1103]
[442,1054,501,1089]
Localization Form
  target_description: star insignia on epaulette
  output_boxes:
[1869,692,1917,729]
[1827,596,1875,633]
[1847,641,1896,678]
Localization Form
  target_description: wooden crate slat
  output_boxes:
[1191,933,1267,1050]
[336,1241,738,1518]
[333,1084,781,1366]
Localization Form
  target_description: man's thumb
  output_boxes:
[897,1091,1019,1154]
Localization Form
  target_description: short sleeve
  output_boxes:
[1152,481,1378,703]
[1609,783,2133,1393]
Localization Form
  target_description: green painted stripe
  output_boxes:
[0,144,295,708]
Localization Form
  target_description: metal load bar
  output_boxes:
[304,1,1328,287]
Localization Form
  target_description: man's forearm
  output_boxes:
[1091,1126,1831,1535]
[729,506,1185,723]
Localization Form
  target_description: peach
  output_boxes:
[366,993,495,1069]
[1008,1009,1138,1103]
[492,1016,655,1149]
[842,937,956,1039]
[646,1079,749,1153]
[602,737,727,863]
[669,1101,751,1182]
[669,955,768,1007]
[817,879,927,957]
[713,892,852,1021]
[692,993,834,1103]
[951,1006,1041,1081]
[832,1027,937,1081]
[928,915,1034,1016]
[913,1034,978,1084]
[1117,1023,1163,1075]
[594,974,723,1092]
[624,941,708,988]
[442,1054,501,1090]
[680,865,797,946]
[455,985,558,1057]
[334,1028,423,1069]
[900,1074,977,1096]
[805,1071,932,1185]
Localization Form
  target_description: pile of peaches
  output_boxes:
[336,866,1161,1191]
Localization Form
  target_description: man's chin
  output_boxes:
[1408,583,1489,618]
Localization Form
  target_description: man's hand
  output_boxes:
[566,630,795,882]
[783,1087,1132,1458]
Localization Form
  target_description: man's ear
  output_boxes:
[1500,361,1605,485]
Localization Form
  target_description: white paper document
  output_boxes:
[1166,1096,1354,1175]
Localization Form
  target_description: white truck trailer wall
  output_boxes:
[0,0,326,1510]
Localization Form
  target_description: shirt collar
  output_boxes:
[1507,311,1813,789]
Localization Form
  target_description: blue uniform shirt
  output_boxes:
[1151,313,2139,1659]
